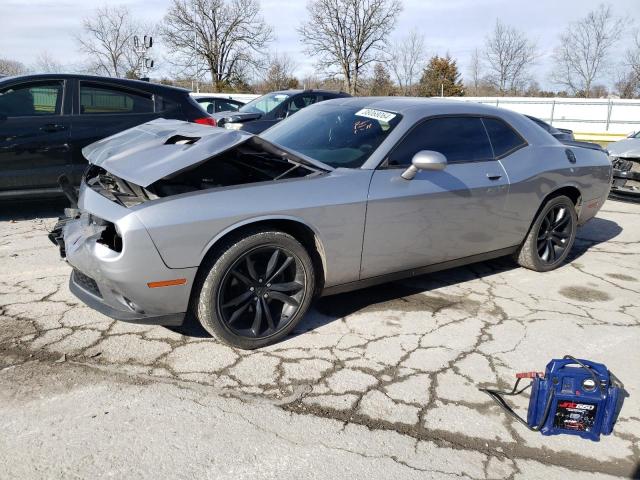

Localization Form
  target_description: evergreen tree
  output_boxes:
[418,55,464,97]
[368,63,396,96]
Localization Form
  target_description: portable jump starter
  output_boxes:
[480,356,622,441]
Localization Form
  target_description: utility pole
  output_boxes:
[133,35,154,81]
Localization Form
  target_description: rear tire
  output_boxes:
[515,195,577,272]
[193,229,315,349]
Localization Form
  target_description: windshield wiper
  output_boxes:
[251,137,334,172]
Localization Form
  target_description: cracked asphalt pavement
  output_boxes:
[1,200,639,479]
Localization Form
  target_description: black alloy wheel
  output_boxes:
[515,195,577,272]
[536,205,572,264]
[216,246,306,339]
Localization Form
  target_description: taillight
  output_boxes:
[194,117,217,127]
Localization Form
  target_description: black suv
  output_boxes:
[0,74,212,199]
[210,89,350,134]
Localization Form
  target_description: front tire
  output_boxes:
[194,229,315,349]
[516,195,577,272]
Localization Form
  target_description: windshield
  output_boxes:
[239,92,291,114]
[260,104,402,168]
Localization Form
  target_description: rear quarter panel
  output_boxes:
[498,144,611,245]
[133,169,372,287]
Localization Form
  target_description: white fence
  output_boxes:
[454,97,640,136]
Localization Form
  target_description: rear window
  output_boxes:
[196,98,215,114]
[482,117,527,158]
[80,83,154,114]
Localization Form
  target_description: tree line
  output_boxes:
[1,1,639,98]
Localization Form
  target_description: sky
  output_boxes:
[1,0,638,89]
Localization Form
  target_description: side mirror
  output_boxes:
[401,150,447,180]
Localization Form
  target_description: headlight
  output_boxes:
[224,123,244,130]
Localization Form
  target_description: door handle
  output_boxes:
[40,123,66,133]
[486,173,502,180]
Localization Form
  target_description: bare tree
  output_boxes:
[77,5,144,77]
[0,58,28,76]
[300,74,344,91]
[161,0,273,92]
[614,70,639,98]
[551,4,625,98]
[298,0,402,95]
[627,31,640,83]
[484,19,537,95]
[389,30,425,95]
[33,51,64,73]
[467,48,482,96]
[256,52,299,92]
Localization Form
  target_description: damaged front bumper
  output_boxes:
[610,157,640,202]
[51,185,197,326]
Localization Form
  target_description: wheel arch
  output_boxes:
[543,185,582,206]
[536,184,582,219]
[197,215,327,292]
[523,184,582,241]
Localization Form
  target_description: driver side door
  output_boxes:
[0,79,71,194]
[360,116,511,279]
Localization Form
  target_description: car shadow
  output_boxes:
[569,217,623,261]
[296,257,517,334]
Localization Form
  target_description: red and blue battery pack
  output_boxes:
[480,356,622,441]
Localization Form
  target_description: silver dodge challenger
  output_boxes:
[52,97,612,349]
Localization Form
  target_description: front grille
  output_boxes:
[73,269,102,298]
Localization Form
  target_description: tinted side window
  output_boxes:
[0,81,63,117]
[286,94,316,115]
[482,117,527,158]
[216,100,240,112]
[388,117,493,166]
[80,83,154,114]
[156,95,179,113]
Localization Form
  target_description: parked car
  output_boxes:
[193,96,244,115]
[525,115,575,141]
[209,89,351,133]
[525,115,604,152]
[607,131,640,202]
[51,98,612,349]
[0,74,214,199]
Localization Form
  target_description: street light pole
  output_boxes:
[133,35,153,81]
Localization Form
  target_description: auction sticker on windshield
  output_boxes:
[355,108,396,123]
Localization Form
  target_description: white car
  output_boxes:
[608,131,640,202]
